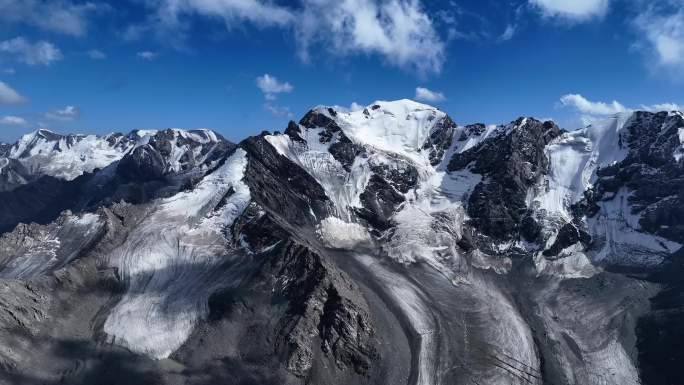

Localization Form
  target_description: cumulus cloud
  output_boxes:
[530,0,609,21]
[329,102,365,113]
[46,105,80,121]
[560,93,682,124]
[415,87,446,102]
[0,37,62,66]
[295,0,444,74]
[0,115,28,126]
[256,74,293,100]
[141,0,445,75]
[634,3,684,75]
[560,94,627,115]
[0,81,27,105]
[137,51,159,60]
[0,0,103,36]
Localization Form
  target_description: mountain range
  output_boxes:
[0,99,683,385]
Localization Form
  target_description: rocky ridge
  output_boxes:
[0,100,681,385]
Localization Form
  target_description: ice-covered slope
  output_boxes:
[532,112,683,269]
[103,149,250,358]
[534,113,631,223]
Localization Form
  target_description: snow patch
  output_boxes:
[533,243,599,279]
[316,217,370,249]
[675,127,684,162]
[587,188,680,267]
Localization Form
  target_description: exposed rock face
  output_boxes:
[580,111,684,243]
[448,118,562,240]
[423,115,456,166]
[0,102,682,385]
[240,133,331,227]
[274,242,378,377]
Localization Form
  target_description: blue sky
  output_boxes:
[0,0,682,143]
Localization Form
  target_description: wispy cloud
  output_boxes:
[530,0,609,21]
[0,0,104,36]
[137,51,158,61]
[0,115,28,126]
[634,2,684,77]
[138,0,445,75]
[88,50,107,60]
[0,81,27,105]
[256,74,293,100]
[264,103,293,118]
[500,24,516,41]
[415,87,446,102]
[46,105,80,121]
[640,102,682,112]
[0,37,62,66]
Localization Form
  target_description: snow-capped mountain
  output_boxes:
[0,100,682,385]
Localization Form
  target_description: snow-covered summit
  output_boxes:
[6,129,134,181]
[0,127,228,184]
[311,99,448,164]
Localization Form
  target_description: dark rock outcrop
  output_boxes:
[449,118,562,240]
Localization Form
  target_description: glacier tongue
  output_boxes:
[103,149,250,359]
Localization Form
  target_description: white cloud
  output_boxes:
[500,24,516,41]
[0,37,62,66]
[640,102,682,112]
[256,74,293,100]
[46,105,80,121]
[560,94,627,115]
[264,103,293,118]
[530,0,609,21]
[634,4,684,74]
[0,0,102,36]
[88,50,106,60]
[332,102,365,113]
[144,0,445,75]
[154,0,294,28]
[415,87,446,102]
[0,81,27,105]
[296,0,444,75]
[137,51,159,61]
[560,93,682,125]
[349,102,364,112]
[0,115,28,126]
